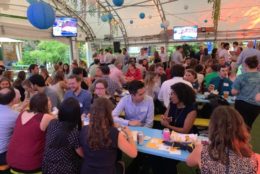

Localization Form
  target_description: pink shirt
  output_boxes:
[109,66,124,87]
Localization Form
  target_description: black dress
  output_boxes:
[168,102,198,133]
[42,120,82,174]
[80,126,119,174]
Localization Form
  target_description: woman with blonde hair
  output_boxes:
[186,106,258,173]
[144,71,160,99]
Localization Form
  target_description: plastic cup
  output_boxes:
[223,91,229,99]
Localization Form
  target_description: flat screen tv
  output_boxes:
[173,26,198,40]
[53,17,77,37]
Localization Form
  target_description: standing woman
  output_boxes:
[232,56,260,129]
[63,63,70,78]
[40,68,52,86]
[80,98,137,174]
[7,93,54,173]
[13,71,26,101]
[42,97,83,174]
[186,106,258,173]
[50,71,67,102]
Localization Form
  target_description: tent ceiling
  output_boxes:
[0,0,259,44]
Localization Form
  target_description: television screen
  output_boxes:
[53,17,77,37]
[173,26,198,40]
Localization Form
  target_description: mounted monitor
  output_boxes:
[173,26,198,41]
[53,17,77,37]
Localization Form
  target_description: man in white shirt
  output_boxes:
[104,49,114,65]
[171,46,184,64]
[137,48,148,61]
[159,46,168,70]
[158,64,192,107]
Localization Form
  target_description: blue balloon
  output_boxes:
[112,0,124,6]
[139,12,145,19]
[160,23,165,28]
[26,0,38,4]
[130,20,133,24]
[107,13,113,21]
[101,15,108,22]
[27,2,55,30]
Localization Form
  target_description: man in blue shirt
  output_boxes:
[64,75,92,117]
[208,65,233,96]
[0,87,18,166]
[112,80,154,128]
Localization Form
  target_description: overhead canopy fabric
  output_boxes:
[0,0,259,43]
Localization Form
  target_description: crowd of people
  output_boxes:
[0,40,260,174]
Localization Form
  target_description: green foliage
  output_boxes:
[21,40,70,65]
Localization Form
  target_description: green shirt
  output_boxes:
[204,72,218,88]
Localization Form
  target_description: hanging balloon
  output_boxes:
[139,12,145,19]
[107,13,113,21]
[101,15,108,22]
[160,23,165,28]
[162,20,170,28]
[204,19,208,23]
[112,0,124,6]
[26,0,38,4]
[130,20,133,24]
[27,2,56,30]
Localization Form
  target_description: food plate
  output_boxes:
[144,136,151,141]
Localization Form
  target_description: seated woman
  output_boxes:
[184,69,199,93]
[0,77,11,89]
[186,106,258,173]
[7,93,54,173]
[92,79,116,106]
[43,97,83,174]
[125,62,142,82]
[160,82,197,134]
[80,98,137,174]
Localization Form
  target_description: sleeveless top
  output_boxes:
[50,82,64,102]
[168,103,197,133]
[80,126,119,174]
[7,112,45,171]
[201,144,258,174]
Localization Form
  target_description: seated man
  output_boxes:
[112,80,154,128]
[0,87,18,168]
[208,65,233,96]
[64,75,92,117]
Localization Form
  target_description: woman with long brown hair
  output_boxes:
[80,98,137,174]
[186,106,258,173]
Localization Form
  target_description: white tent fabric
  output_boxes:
[0,0,259,42]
